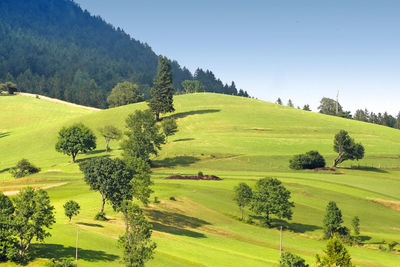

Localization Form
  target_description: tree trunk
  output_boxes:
[156,112,160,121]
[100,195,105,213]
[333,152,343,168]
[72,153,77,163]
[106,138,110,152]
[241,205,244,220]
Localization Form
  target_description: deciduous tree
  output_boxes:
[63,200,80,222]
[107,81,144,107]
[280,251,309,267]
[333,130,364,167]
[161,118,178,142]
[98,125,122,152]
[181,80,205,94]
[233,183,253,220]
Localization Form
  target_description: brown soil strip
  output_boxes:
[367,198,400,211]
[2,182,68,196]
[165,175,222,180]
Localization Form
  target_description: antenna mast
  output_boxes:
[336,90,339,114]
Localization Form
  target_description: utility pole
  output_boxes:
[76,229,79,267]
[280,226,283,258]
[336,90,339,115]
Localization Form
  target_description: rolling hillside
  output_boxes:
[1,93,400,266]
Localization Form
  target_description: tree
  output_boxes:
[395,112,400,129]
[181,80,205,94]
[318,97,342,115]
[55,123,96,163]
[333,130,364,167]
[79,158,133,214]
[161,118,178,142]
[276,98,283,105]
[148,56,174,121]
[0,193,17,261]
[250,178,294,226]
[287,99,294,107]
[63,200,80,222]
[9,159,40,178]
[12,187,55,260]
[354,109,368,122]
[98,125,122,152]
[107,81,144,108]
[122,110,165,163]
[351,216,360,236]
[0,82,18,94]
[303,105,311,111]
[289,151,325,170]
[323,201,343,239]
[316,234,354,267]
[118,201,156,267]
[233,183,253,220]
[280,251,309,267]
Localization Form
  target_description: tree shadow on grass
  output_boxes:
[75,154,110,164]
[32,243,119,262]
[145,209,209,238]
[164,109,220,120]
[0,132,10,139]
[76,222,104,228]
[86,149,107,155]
[173,138,195,142]
[359,235,372,242]
[250,216,321,233]
[0,167,10,174]
[152,156,200,168]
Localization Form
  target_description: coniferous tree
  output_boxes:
[287,99,294,107]
[148,56,174,121]
[323,201,343,238]
[276,98,283,105]
[316,234,354,267]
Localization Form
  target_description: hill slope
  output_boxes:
[1,94,400,266]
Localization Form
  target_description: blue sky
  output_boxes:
[75,0,400,114]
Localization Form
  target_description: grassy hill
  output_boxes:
[1,93,400,266]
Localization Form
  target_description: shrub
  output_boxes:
[9,159,40,178]
[198,171,204,177]
[280,251,309,267]
[289,151,325,169]
[154,196,160,203]
[46,258,74,267]
[94,211,107,221]
[388,241,398,251]
[169,196,176,201]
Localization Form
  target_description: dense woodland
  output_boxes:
[0,0,246,108]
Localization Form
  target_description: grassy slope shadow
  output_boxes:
[32,243,119,262]
[152,156,200,168]
[145,210,210,238]
[164,109,220,120]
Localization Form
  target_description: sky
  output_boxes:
[75,0,400,114]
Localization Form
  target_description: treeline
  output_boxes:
[0,0,248,108]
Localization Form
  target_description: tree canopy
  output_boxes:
[63,200,80,222]
[316,234,354,267]
[181,80,205,94]
[233,183,253,221]
[323,201,344,239]
[107,81,144,107]
[333,130,364,167]
[98,125,122,152]
[161,118,178,142]
[55,123,96,163]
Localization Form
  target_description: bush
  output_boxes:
[198,171,204,177]
[9,159,40,178]
[94,211,107,221]
[154,196,160,203]
[289,151,325,169]
[46,258,74,267]
[169,196,176,201]
[388,241,398,251]
[280,251,309,267]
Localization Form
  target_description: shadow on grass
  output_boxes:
[0,132,10,139]
[75,154,110,164]
[343,166,388,173]
[359,235,372,242]
[86,149,107,155]
[164,109,220,120]
[173,138,195,142]
[152,156,200,168]
[145,209,209,238]
[250,216,321,233]
[0,167,10,174]
[32,243,119,262]
[76,222,104,228]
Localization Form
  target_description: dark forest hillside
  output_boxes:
[0,0,245,107]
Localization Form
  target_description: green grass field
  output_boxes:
[1,93,400,266]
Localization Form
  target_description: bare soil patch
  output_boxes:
[165,174,222,180]
[367,198,400,211]
[2,182,68,196]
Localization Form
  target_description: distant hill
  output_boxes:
[0,0,244,108]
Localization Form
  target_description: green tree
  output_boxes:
[316,234,354,267]
[287,99,294,107]
[323,201,343,239]
[0,82,18,94]
[250,178,294,226]
[12,188,55,260]
[0,193,17,261]
[98,125,122,152]
[351,216,360,236]
[289,151,325,170]
[395,112,400,129]
[126,157,153,206]
[303,104,311,111]
[9,159,41,178]
[122,110,165,163]
[79,158,133,213]
[280,251,309,267]
[181,80,205,94]
[233,183,253,220]
[333,130,364,167]
[107,81,144,108]
[148,56,174,121]
[276,98,283,105]
[63,200,80,222]
[118,201,156,267]
[318,97,342,115]
[161,118,178,142]
[55,123,96,163]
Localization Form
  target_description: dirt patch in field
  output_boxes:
[165,174,222,180]
[2,182,68,196]
[314,167,336,172]
[367,198,400,211]
[250,127,272,131]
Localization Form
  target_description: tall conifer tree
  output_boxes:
[148,56,174,121]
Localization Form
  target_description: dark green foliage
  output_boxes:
[198,171,204,177]
[0,193,17,262]
[107,81,144,107]
[194,69,240,96]
[9,159,40,178]
[94,212,107,221]
[351,216,360,236]
[12,187,55,260]
[161,118,178,142]
[280,251,309,267]
[122,110,165,163]
[98,125,122,152]
[126,157,153,206]
[276,98,283,105]
[303,104,311,111]
[333,130,364,167]
[289,151,325,170]
[233,183,253,220]
[0,82,18,94]
[318,97,342,116]
[181,80,205,94]
[323,201,343,239]
[148,56,175,121]
[118,201,156,267]
[387,241,398,251]
[79,158,133,213]
[46,257,74,267]
[250,178,294,226]
[63,200,80,222]
[316,234,354,267]
[287,99,294,107]
[55,123,96,163]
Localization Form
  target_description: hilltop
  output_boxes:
[1,93,400,266]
